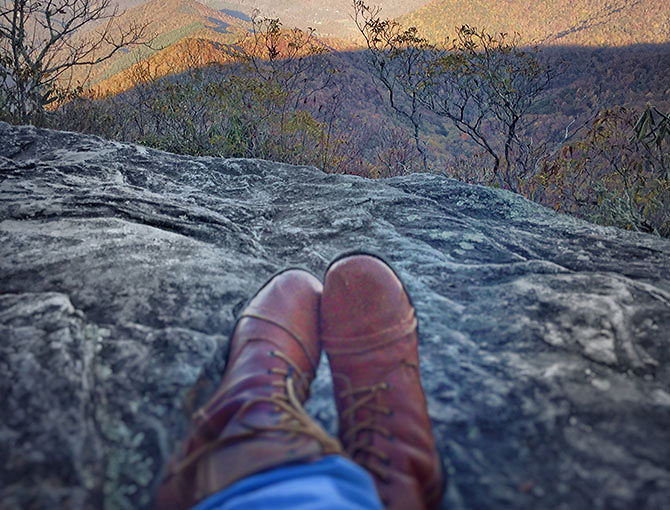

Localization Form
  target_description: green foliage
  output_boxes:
[634,106,670,152]
[126,74,327,165]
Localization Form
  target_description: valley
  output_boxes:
[2,0,668,235]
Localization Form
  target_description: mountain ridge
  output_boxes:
[82,0,249,94]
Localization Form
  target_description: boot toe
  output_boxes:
[236,269,323,367]
[322,255,415,348]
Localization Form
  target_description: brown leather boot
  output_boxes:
[321,254,445,510]
[156,269,342,510]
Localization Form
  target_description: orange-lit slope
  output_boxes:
[399,0,670,46]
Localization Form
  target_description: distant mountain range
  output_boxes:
[109,0,670,44]
[98,0,387,93]
[399,0,670,46]
[111,0,433,38]
[205,0,431,38]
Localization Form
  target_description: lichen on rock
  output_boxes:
[1,122,669,509]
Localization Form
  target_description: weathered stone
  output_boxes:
[1,121,669,509]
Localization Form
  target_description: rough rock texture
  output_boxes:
[1,121,669,510]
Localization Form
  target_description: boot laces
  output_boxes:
[171,349,340,477]
[338,360,419,483]
[340,381,394,482]
[239,349,340,453]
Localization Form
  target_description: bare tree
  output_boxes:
[232,13,336,136]
[0,0,146,124]
[352,1,432,170]
[353,0,556,189]
[424,26,556,189]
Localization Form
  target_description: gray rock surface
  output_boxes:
[1,121,669,510]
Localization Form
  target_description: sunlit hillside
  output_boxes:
[91,0,364,95]
[111,0,434,38]
[400,0,670,46]
[82,0,249,94]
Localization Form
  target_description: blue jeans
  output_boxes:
[191,455,384,510]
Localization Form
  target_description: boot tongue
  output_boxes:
[235,313,320,372]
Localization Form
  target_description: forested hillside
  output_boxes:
[83,0,248,94]
[112,0,434,38]
[400,0,670,46]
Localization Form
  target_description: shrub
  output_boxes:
[537,106,669,237]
